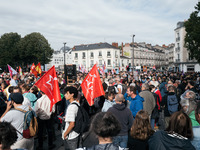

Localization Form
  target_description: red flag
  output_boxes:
[30,63,35,73]
[81,64,105,106]
[35,66,61,111]
[19,66,23,75]
[35,62,42,75]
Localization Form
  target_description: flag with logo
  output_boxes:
[35,62,42,75]
[7,64,18,78]
[81,64,105,106]
[30,63,35,73]
[35,66,61,111]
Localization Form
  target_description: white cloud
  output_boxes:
[0,0,198,49]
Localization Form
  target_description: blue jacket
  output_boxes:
[159,82,168,97]
[124,93,144,117]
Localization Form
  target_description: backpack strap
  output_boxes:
[71,102,80,108]
[15,107,27,113]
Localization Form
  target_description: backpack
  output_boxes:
[72,103,90,134]
[151,93,161,119]
[15,107,38,139]
[108,86,117,94]
[167,94,179,115]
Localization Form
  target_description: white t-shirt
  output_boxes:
[62,101,80,140]
[117,84,123,94]
[1,105,29,141]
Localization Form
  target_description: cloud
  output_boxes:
[0,0,198,49]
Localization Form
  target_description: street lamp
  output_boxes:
[132,34,135,71]
[63,42,67,84]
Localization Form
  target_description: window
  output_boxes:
[99,60,102,65]
[99,51,102,56]
[115,51,118,57]
[82,52,85,59]
[90,60,94,67]
[107,51,111,57]
[83,60,86,66]
[107,59,111,66]
[90,52,94,58]
[75,53,78,59]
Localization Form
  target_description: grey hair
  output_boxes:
[142,83,149,90]
[187,91,196,101]
[115,94,124,102]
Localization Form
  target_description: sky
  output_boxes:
[0,0,198,50]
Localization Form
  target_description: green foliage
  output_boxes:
[0,32,53,69]
[184,2,200,63]
[0,32,21,68]
[18,32,53,66]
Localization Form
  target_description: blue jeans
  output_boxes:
[113,135,128,148]
[151,119,155,129]
[191,126,200,150]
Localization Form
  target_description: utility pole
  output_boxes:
[63,42,67,84]
[132,35,135,71]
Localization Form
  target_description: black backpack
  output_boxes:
[72,103,90,134]
[151,93,161,119]
[108,86,117,94]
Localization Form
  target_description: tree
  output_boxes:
[185,2,200,63]
[0,32,21,69]
[18,32,53,66]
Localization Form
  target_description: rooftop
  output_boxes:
[72,42,119,51]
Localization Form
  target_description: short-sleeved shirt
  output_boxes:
[1,105,28,141]
[63,101,80,140]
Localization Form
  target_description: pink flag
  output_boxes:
[7,64,18,78]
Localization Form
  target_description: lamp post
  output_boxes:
[63,42,67,84]
[132,35,135,71]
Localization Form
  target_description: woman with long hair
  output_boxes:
[148,111,195,150]
[128,110,154,150]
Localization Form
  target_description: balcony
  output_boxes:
[176,59,180,62]
[82,56,86,59]
[107,55,111,58]
[98,55,102,58]
[74,57,78,60]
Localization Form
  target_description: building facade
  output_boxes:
[174,21,200,72]
[71,43,120,72]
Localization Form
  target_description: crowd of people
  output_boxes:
[0,70,200,150]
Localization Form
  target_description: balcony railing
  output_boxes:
[176,59,180,62]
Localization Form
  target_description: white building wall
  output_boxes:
[72,48,120,72]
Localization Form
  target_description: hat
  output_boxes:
[10,93,24,104]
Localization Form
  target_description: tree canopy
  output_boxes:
[185,2,200,63]
[0,32,53,70]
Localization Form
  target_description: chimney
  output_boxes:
[121,42,124,56]
[112,42,118,48]
[125,43,130,47]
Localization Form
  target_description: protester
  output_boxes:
[0,93,34,150]
[161,85,180,129]
[139,83,156,117]
[0,122,18,150]
[148,111,195,150]
[77,112,121,150]
[107,94,133,148]
[102,92,115,112]
[34,91,56,150]
[128,110,154,150]
[62,86,81,150]
[124,86,144,118]
[191,101,200,149]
